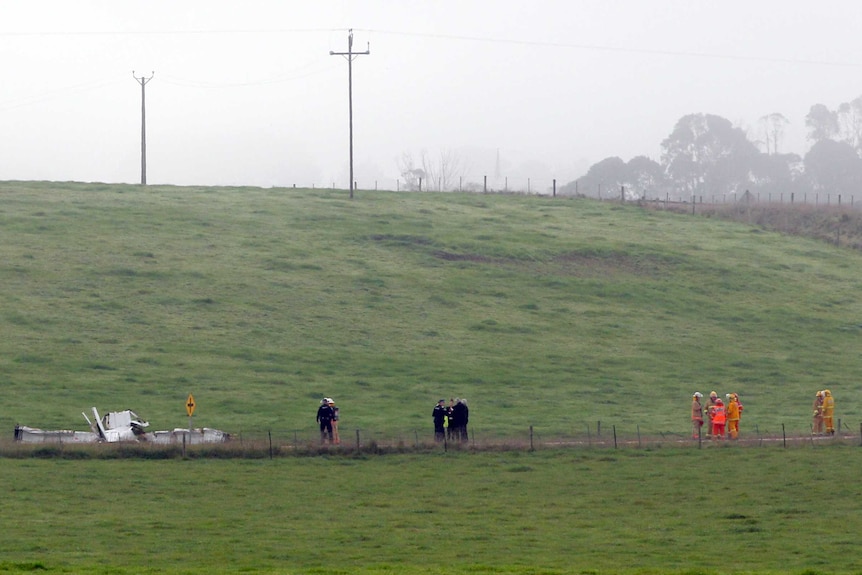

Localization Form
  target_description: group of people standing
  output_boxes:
[432,397,470,442]
[691,391,743,440]
[812,389,836,435]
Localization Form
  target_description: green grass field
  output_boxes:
[2,181,862,574]
[2,446,861,575]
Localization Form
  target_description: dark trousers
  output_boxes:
[319,420,333,442]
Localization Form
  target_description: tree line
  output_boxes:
[561,95,862,201]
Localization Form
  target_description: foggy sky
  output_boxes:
[1,0,861,190]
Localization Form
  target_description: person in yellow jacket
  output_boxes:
[812,390,824,435]
[821,389,835,435]
[691,392,704,439]
[725,393,741,439]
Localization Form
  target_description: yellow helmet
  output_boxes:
[823,389,831,396]
[709,391,717,398]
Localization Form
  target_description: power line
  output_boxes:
[2,24,857,68]
[356,28,862,69]
[0,27,341,37]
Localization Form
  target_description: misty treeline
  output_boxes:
[561,95,862,202]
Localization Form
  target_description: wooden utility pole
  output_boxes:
[132,71,154,185]
[330,30,370,199]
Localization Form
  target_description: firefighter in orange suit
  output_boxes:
[691,392,704,439]
[705,391,719,437]
[821,389,835,435]
[725,393,741,439]
[709,398,726,439]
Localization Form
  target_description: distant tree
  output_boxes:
[749,152,807,198]
[758,113,789,155]
[803,139,862,194]
[560,156,626,198]
[661,113,760,196]
[836,96,862,153]
[806,103,840,144]
[626,155,665,198]
[421,149,467,192]
[398,150,467,192]
[397,153,426,191]
[561,155,665,199]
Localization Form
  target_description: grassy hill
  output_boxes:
[1,181,861,443]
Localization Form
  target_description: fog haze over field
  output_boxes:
[2,0,861,190]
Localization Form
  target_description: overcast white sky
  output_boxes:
[1,0,861,190]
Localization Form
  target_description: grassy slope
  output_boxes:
[1,181,861,442]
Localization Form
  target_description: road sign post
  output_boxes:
[186,393,196,433]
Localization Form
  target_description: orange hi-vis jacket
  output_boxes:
[710,404,726,424]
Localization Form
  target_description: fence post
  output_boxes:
[613,425,618,449]
[637,424,641,448]
[355,429,360,450]
[529,425,534,451]
[782,423,786,448]
[268,430,273,460]
[483,175,487,193]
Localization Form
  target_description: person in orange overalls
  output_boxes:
[691,392,704,439]
[709,398,726,439]
[725,393,741,439]
[821,389,835,435]
[705,391,719,437]
[812,391,824,435]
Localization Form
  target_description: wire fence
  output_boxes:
[8,419,856,459]
[302,176,564,196]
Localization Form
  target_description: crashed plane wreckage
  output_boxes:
[13,407,230,445]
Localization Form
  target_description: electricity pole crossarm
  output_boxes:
[329,29,370,199]
[132,71,154,185]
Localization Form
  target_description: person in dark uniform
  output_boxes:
[432,399,448,441]
[316,398,336,444]
[452,398,469,443]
